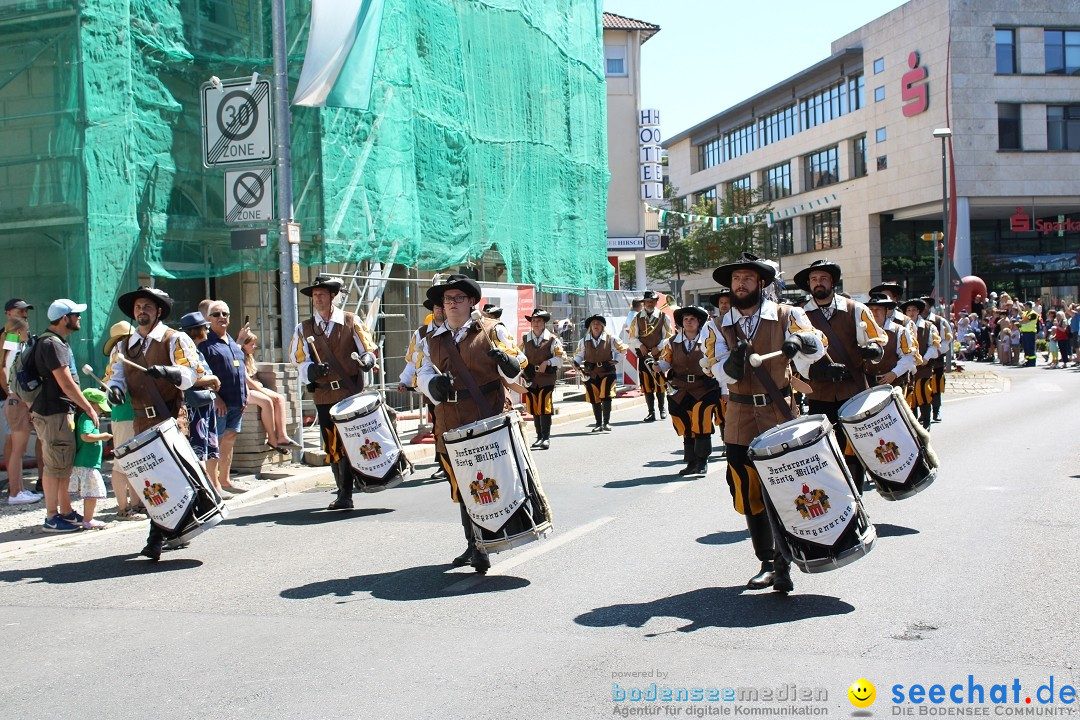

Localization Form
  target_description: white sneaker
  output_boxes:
[7,490,43,505]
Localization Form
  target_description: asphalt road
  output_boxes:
[1,366,1077,719]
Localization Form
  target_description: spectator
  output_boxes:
[32,299,100,533]
[996,319,1012,365]
[101,321,146,520]
[241,332,296,452]
[70,388,112,529]
[1069,305,1080,367]
[179,312,222,469]
[1050,311,1069,368]
[198,301,247,497]
[972,294,985,318]
[2,318,41,504]
[3,300,44,500]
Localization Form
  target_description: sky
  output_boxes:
[603,0,913,137]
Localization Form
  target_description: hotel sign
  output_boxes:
[639,109,663,201]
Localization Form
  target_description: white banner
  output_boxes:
[337,404,402,480]
[840,397,921,484]
[118,423,196,532]
[753,435,857,547]
[445,420,528,532]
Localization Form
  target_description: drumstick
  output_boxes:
[305,336,323,364]
[117,355,146,372]
[80,364,109,391]
[749,350,784,367]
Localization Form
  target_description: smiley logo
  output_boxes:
[848,679,876,708]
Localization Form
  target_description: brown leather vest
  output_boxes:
[427,318,505,452]
[636,312,665,352]
[522,334,557,388]
[806,298,868,402]
[913,323,934,379]
[303,312,363,406]
[583,335,616,378]
[864,326,904,386]
[669,337,713,401]
[125,328,183,417]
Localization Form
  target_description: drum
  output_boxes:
[748,415,876,574]
[442,410,553,554]
[838,385,938,501]
[330,391,411,492]
[114,417,228,549]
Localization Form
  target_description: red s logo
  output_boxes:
[901,51,929,117]
[1010,208,1031,233]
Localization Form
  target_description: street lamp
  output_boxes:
[933,127,953,370]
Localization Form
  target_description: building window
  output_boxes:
[696,187,717,207]
[1047,105,1080,150]
[724,121,757,161]
[804,146,839,189]
[764,163,791,201]
[770,219,794,256]
[727,175,752,205]
[877,156,888,171]
[853,136,867,177]
[696,137,722,171]
[604,44,627,76]
[848,73,865,111]
[873,57,885,74]
[876,127,887,143]
[760,104,798,146]
[998,104,1021,150]
[1045,29,1080,75]
[996,29,1017,74]
[809,208,842,250]
[874,86,885,102]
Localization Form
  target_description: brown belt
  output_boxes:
[728,386,791,407]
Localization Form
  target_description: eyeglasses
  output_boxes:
[210,312,230,318]
[441,294,471,305]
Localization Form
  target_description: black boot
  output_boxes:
[531,417,543,448]
[772,555,794,593]
[454,503,477,566]
[601,399,613,432]
[677,439,695,475]
[590,404,604,432]
[643,394,656,422]
[920,404,932,431]
[328,460,354,510]
[747,561,775,589]
[932,388,942,422]
[745,511,777,589]
[539,415,552,449]
[141,524,163,562]
[691,435,711,476]
[658,393,667,419]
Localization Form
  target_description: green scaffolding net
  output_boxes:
[0,0,611,367]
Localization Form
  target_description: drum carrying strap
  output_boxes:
[730,324,794,423]
[807,307,869,392]
[443,334,502,419]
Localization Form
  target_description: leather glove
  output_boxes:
[308,363,331,382]
[107,386,126,406]
[791,333,819,355]
[809,361,851,382]
[357,352,376,371]
[781,339,801,359]
[147,365,183,387]
[583,361,596,371]
[487,349,522,378]
[428,374,454,403]
[306,382,319,393]
[600,361,615,371]
[523,365,537,382]
[860,343,885,362]
[722,339,748,381]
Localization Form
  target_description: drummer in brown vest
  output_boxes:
[520,308,564,450]
[657,305,719,477]
[793,259,887,489]
[288,276,378,511]
[572,314,628,432]
[707,253,826,593]
[416,274,526,573]
[105,287,203,561]
[901,298,941,430]
[398,295,446,477]
[863,294,917,388]
[627,290,673,422]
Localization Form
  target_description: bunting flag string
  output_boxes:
[645,193,839,229]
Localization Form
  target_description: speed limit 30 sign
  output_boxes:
[201,78,273,167]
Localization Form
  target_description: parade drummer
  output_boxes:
[919,296,953,421]
[706,289,733,443]
[863,294,917,388]
[656,305,718,477]
[573,314,628,433]
[415,274,526,574]
[627,290,673,423]
[869,282,916,333]
[399,295,447,479]
[706,253,826,594]
[793,259,887,490]
[901,298,941,430]
[105,287,202,561]
[288,276,378,511]
[520,308,564,451]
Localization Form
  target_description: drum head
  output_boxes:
[749,415,830,460]
[330,391,381,422]
[838,385,893,421]
[443,411,520,443]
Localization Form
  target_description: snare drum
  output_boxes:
[114,417,228,549]
[749,415,876,573]
[330,391,411,492]
[838,385,937,501]
[442,411,553,554]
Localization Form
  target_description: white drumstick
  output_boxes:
[305,336,324,364]
[350,351,360,362]
[117,355,146,372]
[749,350,784,367]
[80,364,109,391]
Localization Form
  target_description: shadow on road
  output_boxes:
[224,507,394,527]
[696,530,748,545]
[0,554,203,585]
[575,585,854,632]
[604,473,699,489]
[280,563,529,602]
[873,523,919,538]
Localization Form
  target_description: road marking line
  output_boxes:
[442,516,615,593]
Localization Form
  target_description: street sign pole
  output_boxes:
[271,0,298,366]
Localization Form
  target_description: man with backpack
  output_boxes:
[27,299,101,533]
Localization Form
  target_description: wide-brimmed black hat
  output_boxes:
[584,314,606,329]
[425,274,482,306]
[865,293,897,309]
[423,297,436,311]
[919,296,938,308]
[524,308,550,322]
[483,303,504,319]
[300,276,343,297]
[118,287,174,321]
[674,305,708,328]
[793,259,842,292]
[869,281,904,298]
[709,288,733,307]
[641,290,661,302]
[900,298,926,313]
[712,252,776,288]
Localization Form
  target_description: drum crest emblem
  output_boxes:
[143,480,169,506]
[360,437,382,461]
[794,483,830,519]
[874,438,900,464]
[469,471,500,505]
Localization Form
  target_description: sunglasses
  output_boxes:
[210,311,230,318]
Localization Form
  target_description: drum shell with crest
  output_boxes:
[329,391,410,491]
[749,415,876,574]
[114,417,228,549]
[442,410,553,554]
